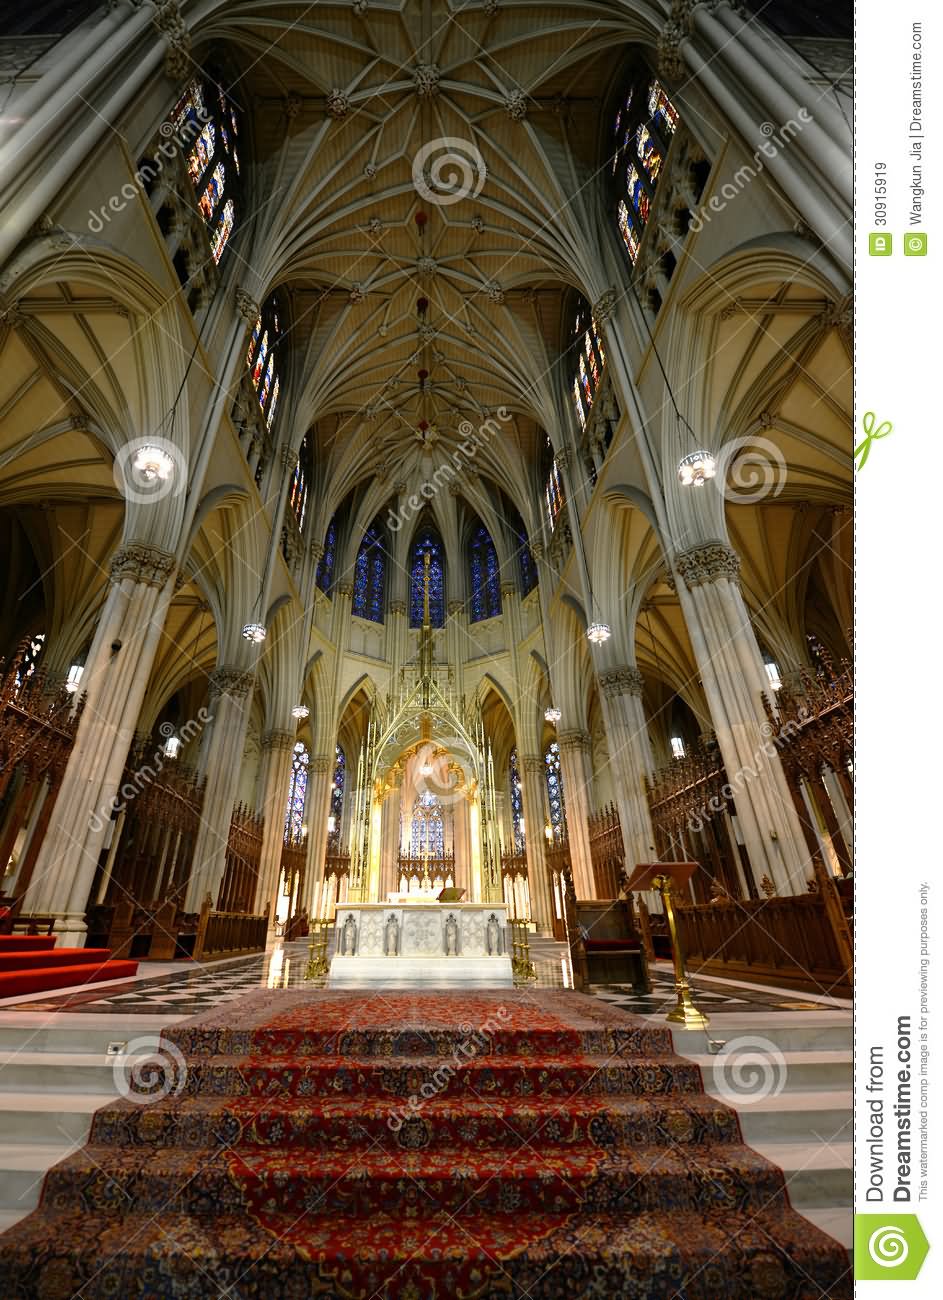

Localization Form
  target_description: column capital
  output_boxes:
[208,666,255,700]
[557,729,591,754]
[308,754,334,775]
[592,287,618,325]
[499,581,517,599]
[335,581,354,599]
[447,599,464,615]
[390,599,407,616]
[674,542,741,589]
[309,540,325,563]
[598,666,645,698]
[521,754,545,777]
[261,729,295,753]
[530,539,545,560]
[234,286,260,324]
[109,543,176,588]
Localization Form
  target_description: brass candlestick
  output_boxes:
[651,873,708,1030]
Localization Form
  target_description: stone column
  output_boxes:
[453,793,471,899]
[254,729,296,918]
[389,600,408,689]
[184,666,255,911]
[25,544,176,944]
[379,784,401,899]
[520,754,553,934]
[303,754,335,916]
[674,543,811,894]
[596,667,658,868]
[556,730,595,898]
[446,600,466,692]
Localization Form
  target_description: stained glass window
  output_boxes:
[468,524,501,622]
[572,377,586,429]
[411,790,445,857]
[584,332,600,387]
[170,76,241,268]
[284,742,309,844]
[544,437,567,533]
[289,435,309,531]
[611,76,680,267]
[352,521,387,623]
[245,295,283,431]
[409,527,445,628]
[331,745,345,823]
[317,516,337,593]
[648,79,679,135]
[13,632,45,691]
[509,748,525,853]
[569,299,605,430]
[545,741,566,839]
[578,354,593,408]
[618,199,641,263]
[187,122,215,184]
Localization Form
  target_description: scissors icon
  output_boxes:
[854,411,892,470]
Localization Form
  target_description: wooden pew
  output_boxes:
[563,886,650,993]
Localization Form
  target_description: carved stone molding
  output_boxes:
[414,63,441,98]
[326,88,351,119]
[675,542,741,589]
[209,667,255,700]
[390,600,407,616]
[310,541,325,562]
[500,582,517,599]
[153,1,191,81]
[557,729,592,754]
[335,581,354,599]
[234,287,259,325]
[309,754,334,775]
[504,89,527,120]
[592,288,618,325]
[521,755,544,777]
[598,666,645,698]
[447,599,465,615]
[261,729,295,753]
[109,544,176,588]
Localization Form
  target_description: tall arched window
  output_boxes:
[543,438,567,533]
[508,506,538,596]
[468,524,501,622]
[612,76,679,265]
[331,744,346,822]
[317,515,337,594]
[284,742,308,843]
[411,790,445,857]
[509,747,525,853]
[352,520,387,623]
[288,435,310,531]
[245,293,283,432]
[409,527,445,627]
[171,77,241,265]
[570,299,607,430]
[545,741,566,839]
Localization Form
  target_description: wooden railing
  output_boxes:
[102,744,206,911]
[396,851,455,887]
[0,644,82,907]
[500,850,528,879]
[545,834,571,941]
[587,802,624,900]
[194,899,268,961]
[324,850,351,879]
[675,893,851,997]
[218,803,264,913]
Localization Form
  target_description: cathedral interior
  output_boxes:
[0,2,853,1296]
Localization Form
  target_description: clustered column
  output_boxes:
[556,730,595,899]
[519,754,553,934]
[254,729,296,918]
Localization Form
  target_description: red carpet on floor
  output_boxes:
[0,938,137,999]
[0,989,851,1298]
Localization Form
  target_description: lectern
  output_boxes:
[624,863,708,1029]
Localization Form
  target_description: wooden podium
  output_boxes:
[624,863,708,1030]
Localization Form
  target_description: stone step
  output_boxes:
[0,1024,149,1055]
[0,1050,121,1094]
[799,1206,854,1251]
[750,1139,853,1209]
[0,1091,103,1145]
[685,1048,852,1094]
[736,1090,852,1145]
[0,1142,78,1211]
[671,1021,852,1054]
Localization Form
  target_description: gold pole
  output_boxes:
[651,873,708,1029]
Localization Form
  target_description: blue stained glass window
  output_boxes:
[468,524,501,623]
[352,521,386,623]
[545,741,566,838]
[331,745,345,823]
[410,527,445,627]
[508,508,537,596]
[411,790,445,857]
[317,516,337,593]
[509,748,525,853]
[284,742,309,843]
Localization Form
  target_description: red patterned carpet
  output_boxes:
[0,990,851,1299]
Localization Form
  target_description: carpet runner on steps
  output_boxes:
[0,989,852,1299]
[0,938,138,998]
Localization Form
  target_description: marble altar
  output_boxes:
[328,902,513,987]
